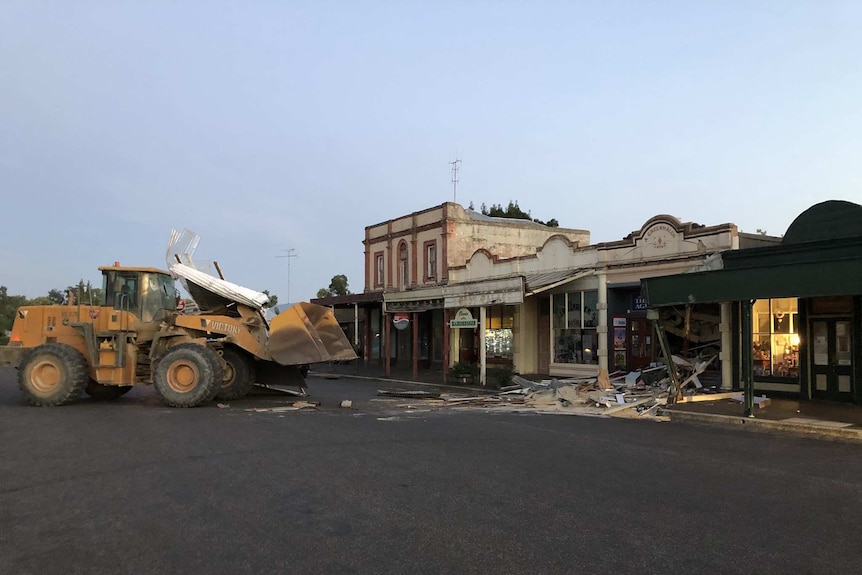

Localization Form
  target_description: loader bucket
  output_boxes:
[267,302,358,366]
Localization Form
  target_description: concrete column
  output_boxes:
[479,306,487,386]
[720,302,732,390]
[597,272,608,371]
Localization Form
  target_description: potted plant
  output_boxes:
[450,361,479,385]
[486,365,516,390]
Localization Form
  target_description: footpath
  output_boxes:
[313,362,862,443]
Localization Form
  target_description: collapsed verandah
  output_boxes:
[641,200,862,414]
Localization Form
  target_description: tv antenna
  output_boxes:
[275,248,298,305]
[450,158,461,203]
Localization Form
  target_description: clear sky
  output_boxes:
[2,1,861,302]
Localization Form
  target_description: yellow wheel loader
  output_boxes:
[0,264,357,408]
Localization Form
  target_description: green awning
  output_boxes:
[642,258,862,306]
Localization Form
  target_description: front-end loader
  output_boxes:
[0,263,356,408]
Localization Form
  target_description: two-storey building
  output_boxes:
[364,202,589,380]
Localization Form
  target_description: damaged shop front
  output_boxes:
[642,200,862,414]
[446,214,748,383]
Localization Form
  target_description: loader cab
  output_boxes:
[100,266,179,323]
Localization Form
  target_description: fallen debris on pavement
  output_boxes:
[375,352,768,423]
[378,389,442,399]
[245,400,320,413]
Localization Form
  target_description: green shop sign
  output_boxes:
[449,308,478,329]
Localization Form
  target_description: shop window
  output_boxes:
[752,298,799,379]
[485,305,515,361]
[552,291,598,365]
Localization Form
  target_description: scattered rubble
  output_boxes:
[730,394,771,409]
[244,353,761,422]
[377,390,442,399]
[375,352,762,422]
[245,400,320,413]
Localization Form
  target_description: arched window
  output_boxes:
[399,242,409,288]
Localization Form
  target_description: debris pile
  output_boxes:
[372,352,750,421]
[245,400,320,413]
[514,372,670,420]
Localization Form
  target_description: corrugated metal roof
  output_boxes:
[524,269,593,294]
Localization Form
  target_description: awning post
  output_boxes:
[741,299,754,416]
[650,309,683,403]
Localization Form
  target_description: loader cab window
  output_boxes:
[103,272,140,313]
[140,273,179,322]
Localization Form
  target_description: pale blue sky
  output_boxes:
[2,1,861,302]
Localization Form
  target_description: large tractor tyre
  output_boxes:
[216,347,256,401]
[18,343,89,406]
[153,343,223,408]
[85,381,133,401]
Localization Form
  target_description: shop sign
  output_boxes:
[631,293,648,311]
[449,308,478,329]
[392,312,410,331]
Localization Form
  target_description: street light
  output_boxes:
[275,248,297,305]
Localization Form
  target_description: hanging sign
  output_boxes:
[449,308,478,329]
[392,313,410,330]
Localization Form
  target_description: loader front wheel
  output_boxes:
[18,343,88,406]
[216,347,256,401]
[154,344,222,408]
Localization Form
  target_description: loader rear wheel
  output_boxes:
[85,381,132,401]
[216,347,256,401]
[153,343,222,408]
[18,343,88,406]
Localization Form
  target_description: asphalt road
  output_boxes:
[2,366,862,575]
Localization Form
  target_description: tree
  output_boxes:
[47,289,66,305]
[317,274,351,298]
[0,286,27,345]
[480,200,559,227]
[65,281,102,306]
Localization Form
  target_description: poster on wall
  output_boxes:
[613,327,626,349]
[614,351,627,371]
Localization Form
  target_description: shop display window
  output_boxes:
[485,306,515,360]
[752,298,799,379]
[552,291,599,365]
